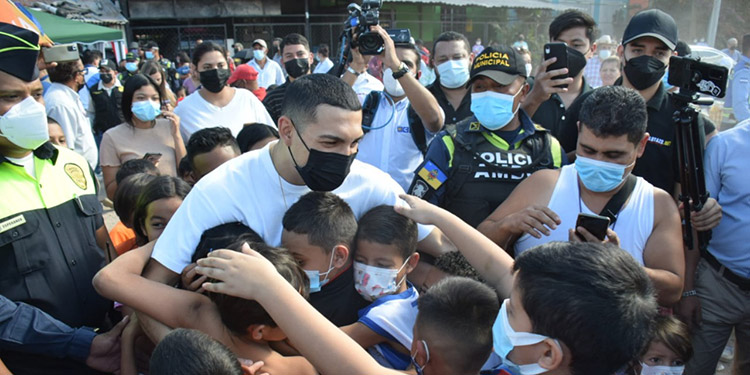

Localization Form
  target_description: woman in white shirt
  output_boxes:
[100,74,186,199]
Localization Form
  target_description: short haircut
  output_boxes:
[191,222,264,263]
[207,239,309,335]
[416,277,499,374]
[318,44,330,58]
[121,74,163,124]
[354,205,417,261]
[280,74,361,130]
[434,251,483,282]
[282,191,357,253]
[177,51,191,65]
[186,127,240,166]
[549,9,597,44]
[132,176,191,244]
[578,85,646,144]
[514,242,657,375]
[396,43,422,71]
[82,49,103,65]
[600,55,621,69]
[115,159,160,185]
[150,328,241,375]
[178,155,193,181]
[743,34,750,54]
[641,315,693,363]
[236,123,279,153]
[192,42,228,67]
[113,173,158,227]
[432,31,471,56]
[675,40,691,57]
[48,60,80,84]
[280,33,310,54]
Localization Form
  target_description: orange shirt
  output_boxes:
[109,221,136,255]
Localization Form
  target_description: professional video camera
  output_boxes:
[349,0,384,55]
[667,56,728,252]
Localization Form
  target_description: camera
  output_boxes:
[668,56,729,98]
[347,0,384,55]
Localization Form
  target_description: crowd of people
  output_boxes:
[1,5,749,375]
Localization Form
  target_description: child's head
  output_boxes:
[177,155,196,186]
[236,123,279,153]
[352,205,419,301]
[47,117,65,146]
[633,315,692,375]
[114,173,158,228]
[132,176,191,244]
[281,191,357,292]
[115,158,160,185]
[412,277,499,375]
[186,127,240,180]
[495,242,657,375]
[150,328,251,375]
[207,237,309,342]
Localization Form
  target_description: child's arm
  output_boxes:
[196,245,403,375]
[340,322,387,349]
[93,243,217,334]
[394,194,515,297]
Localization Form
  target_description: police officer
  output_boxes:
[119,52,139,84]
[730,34,750,123]
[0,22,111,374]
[87,58,125,141]
[408,46,566,227]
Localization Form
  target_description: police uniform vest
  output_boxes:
[88,83,124,133]
[0,144,110,330]
[443,117,557,227]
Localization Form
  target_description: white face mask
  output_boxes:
[382,68,406,97]
[599,49,612,60]
[353,256,411,301]
[0,96,50,150]
[640,364,684,375]
[493,299,557,375]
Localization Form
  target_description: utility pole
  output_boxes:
[707,0,722,47]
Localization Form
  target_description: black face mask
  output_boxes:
[566,46,587,79]
[199,68,231,93]
[285,58,310,79]
[288,122,356,192]
[623,55,667,90]
[100,73,113,84]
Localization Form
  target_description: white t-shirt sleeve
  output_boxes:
[274,63,286,86]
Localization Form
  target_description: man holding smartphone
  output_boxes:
[478,86,685,307]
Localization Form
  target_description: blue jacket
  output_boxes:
[730,55,750,122]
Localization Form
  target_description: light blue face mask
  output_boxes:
[303,250,336,293]
[145,51,155,60]
[574,155,634,193]
[662,71,673,90]
[253,49,265,61]
[470,87,522,131]
[125,62,138,73]
[437,59,470,89]
[493,299,556,375]
[177,65,190,75]
[131,100,161,122]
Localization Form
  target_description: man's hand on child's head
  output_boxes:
[394,194,439,225]
[195,243,277,300]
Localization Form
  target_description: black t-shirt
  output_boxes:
[555,83,716,193]
[426,81,473,125]
[531,77,592,136]
[308,264,370,327]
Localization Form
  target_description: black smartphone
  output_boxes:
[575,213,610,241]
[544,42,569,88]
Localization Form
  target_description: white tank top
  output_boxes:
[514,164,655,265]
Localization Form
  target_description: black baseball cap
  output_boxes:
[99,58,117,71]
[467,46,526,87]
[0,23,40,82]
[622,9,678,50]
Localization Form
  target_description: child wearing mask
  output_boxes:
[629,315,692,375]
[342,205,420,370]
[281,191,367,327]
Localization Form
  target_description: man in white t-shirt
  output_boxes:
[174,42,274,140]
[313,44,334,74]
[248,39,285,89]
[143,74,455,291]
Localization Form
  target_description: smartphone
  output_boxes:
[42,44,80,63]
[575,213,610,241]
[544,42,569,88]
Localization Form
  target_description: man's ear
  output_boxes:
[405,252,420,273]
[247,324,286,342]
[277,116,294,146]
[332,245,350,268]
[637,132,649,157]
[616,44,624,58]
[308,52,314,66]
[537,338,564,371]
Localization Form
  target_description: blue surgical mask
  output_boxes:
[574,155,634,193]
[470,87,523,131]
[410,340,429,375]
[662,71,673,90]
[125,62,138,73]
[493,299,556,375]
[303,250,336,293]
[437,59,470,89]
[640,363,684,375]
[253,49,265,61]
[131,100,161,122]
[177,65,190,75]
[145,51,155,59]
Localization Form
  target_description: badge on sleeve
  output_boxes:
[64,163,88,190]
[409,160,448,199]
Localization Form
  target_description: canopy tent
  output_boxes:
[384,0,583,11]
[26,8,123,44]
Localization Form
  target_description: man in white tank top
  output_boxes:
[478,86,685,306]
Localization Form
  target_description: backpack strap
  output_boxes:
[407,105,429,155]
[361,90,382,133]
[599,174,637,225]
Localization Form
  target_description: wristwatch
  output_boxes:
[682,289,697,297]
[391,62,410,79]
[347,66,362,76]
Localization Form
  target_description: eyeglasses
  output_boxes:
[77,69,86,75]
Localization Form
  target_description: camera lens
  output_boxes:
[359,32,384,55]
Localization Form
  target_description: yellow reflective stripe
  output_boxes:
[442,135,455,168]
[550,136,563,167]
[481,132,510,150]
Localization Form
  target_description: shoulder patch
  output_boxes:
[469,122,481,131]
[416,160,447,190]
[64,163,88,190]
